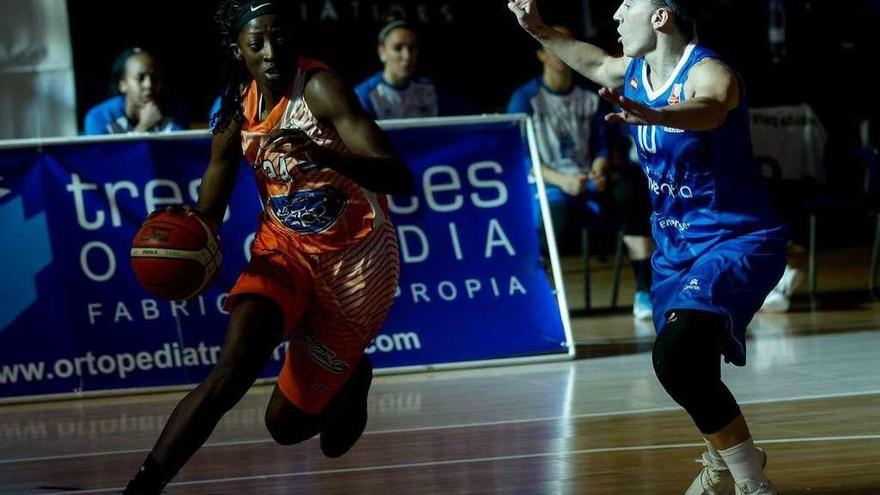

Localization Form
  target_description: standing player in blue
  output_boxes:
[509,1,786,494]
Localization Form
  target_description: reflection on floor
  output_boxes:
[563,247,880,353]
[1,248,879,494]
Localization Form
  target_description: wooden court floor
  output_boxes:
[2,247,879,494]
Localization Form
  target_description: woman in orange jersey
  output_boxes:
[123,2,412,493]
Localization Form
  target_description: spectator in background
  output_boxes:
[84,48,187,135]
[507,25,654,320]
[354,19,473,119]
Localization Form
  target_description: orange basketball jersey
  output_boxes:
[239,57,389,254]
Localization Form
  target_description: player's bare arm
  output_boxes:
[599,58,739,131]
[507,0,629,88]
[196,121,242,229]
[262,70,414,195]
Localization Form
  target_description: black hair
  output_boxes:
[109,47,147,96]
[212,0,293,133]
[648,0,723,40]
[378,19,416,44]
[212,0,251,133]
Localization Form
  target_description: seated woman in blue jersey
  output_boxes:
[507,25,655,320]
[354,20,473,119]
[83,48,188,135]
[510,1,787,494]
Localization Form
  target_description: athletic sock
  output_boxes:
[718,438,768,484]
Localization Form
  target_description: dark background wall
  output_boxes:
[65,0,880,248]
[68,0,879,178]
[68,0,590,126]
[67,0,879,121]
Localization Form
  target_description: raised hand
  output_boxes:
[599,87,663,126]
[507,0,545,33]
[136,101,163,132]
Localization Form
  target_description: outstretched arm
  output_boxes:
[599,59,740,131]
[507,0,629,89]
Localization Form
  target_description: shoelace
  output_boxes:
[696,452,729,488]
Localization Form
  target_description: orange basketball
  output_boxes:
[130,209,222,300]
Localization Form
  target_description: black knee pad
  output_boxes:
[652,310,741,434]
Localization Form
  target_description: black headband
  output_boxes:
[233,1,282,34]
[378,20,412,43]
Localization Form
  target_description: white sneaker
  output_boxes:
[732,448,774,495]
[734,478,778,495]
[684,451,735,495]
[633,290,653,320]
[778,266,804,297]
[633,318,655,337]
[685,447,768,495]
[760,266,804,313]
[759,291,790,313]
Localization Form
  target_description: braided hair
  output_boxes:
[211,0,252,134]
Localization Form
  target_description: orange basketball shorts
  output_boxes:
[226,220,399,415]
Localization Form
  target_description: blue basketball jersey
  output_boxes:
[623,43,788,366]
[623,43,783,267]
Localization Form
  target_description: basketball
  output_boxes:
[130,208,222,300]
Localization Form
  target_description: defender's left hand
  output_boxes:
[599,87,663,126]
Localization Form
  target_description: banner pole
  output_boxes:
[524,117,575,358]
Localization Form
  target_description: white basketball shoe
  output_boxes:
[683,451,735,495]
[734,478,778,495]
[685,447,770,495]
[633,290,653,320]
[760,266,804,313]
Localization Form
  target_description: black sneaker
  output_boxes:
[319,356,373,458]
[122,454,169,494]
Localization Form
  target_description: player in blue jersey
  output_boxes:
[354,19,472,119]
[507,25,655,320]
[510,1,785,494]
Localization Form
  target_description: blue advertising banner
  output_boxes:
[0,117,571,401]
